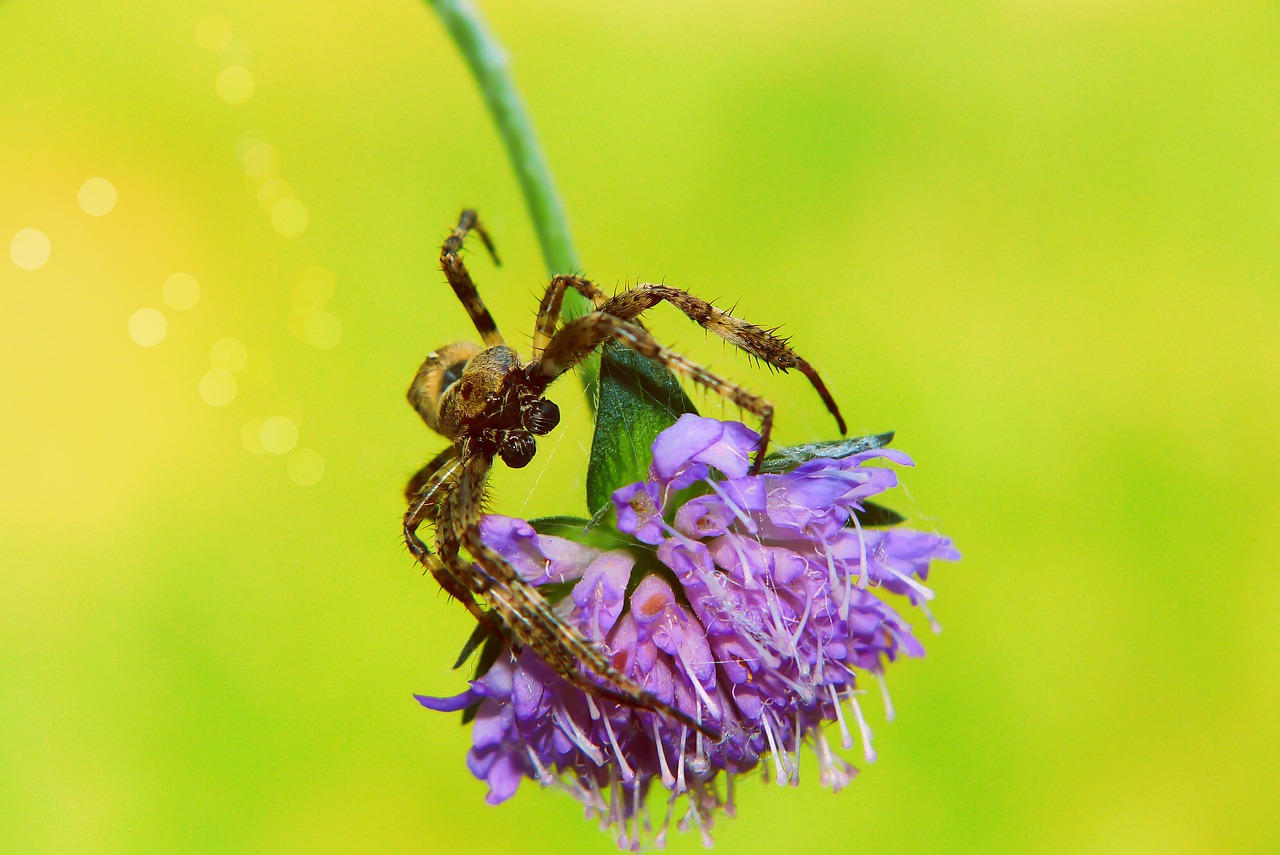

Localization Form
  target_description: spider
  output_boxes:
[403,209,847,737]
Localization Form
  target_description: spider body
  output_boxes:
[404,210,847,738]
[409,343,560,469]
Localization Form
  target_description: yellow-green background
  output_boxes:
[3,1,1276,852]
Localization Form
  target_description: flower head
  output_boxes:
[417,415,958,848]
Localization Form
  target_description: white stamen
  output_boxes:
[761,714,787,784]
[821,537,849,622]
[705,477,755,531]
[685,793,714,849]
[884,563,936,601]
[848,689,877,763]
[524,745,553,785]
[793,707,803,786]
[600,709,636,782]
[609,769,624,842]
[655,788,678,848]
[685,669,720,721]
[689,700,710,775]
[725,770,737,817]
[875,671,896,721]
[631,782,642,851]
[676,724,688,792]
[919,600,943,633]
[554,702,605,765]
[788,591,814,678]
[652,720,676,788]
[588,774,609,819]
[812,727,856,792]
[726,532,757,589]
[828,683,854,750]
[850,507,870,590]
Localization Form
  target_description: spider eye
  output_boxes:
[499,433,536,469]
[524,399,560,435]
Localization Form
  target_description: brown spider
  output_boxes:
[403,209,847,737]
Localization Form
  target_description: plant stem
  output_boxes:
[427,0,598,404]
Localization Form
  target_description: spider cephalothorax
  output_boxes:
[404,209,847,737]
[409,343,560,470]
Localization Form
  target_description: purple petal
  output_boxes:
[673,495,735,539]
[612,481,666,545]
[690,420,760,479]
[572,550,636,640]
[650,414,723,481]
[414,690,478,712]
[480,514,597,585]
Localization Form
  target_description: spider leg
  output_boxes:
[403,448,491,626]
[441,209,504,347]
[403,445,458,504]
[530,274,611,359]
[530,312,778,471]
[599,283,846,435]
[440,453,720,739]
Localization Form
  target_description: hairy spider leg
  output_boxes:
[441,209,504,347]
[403,449,492,624]
[598,283,846,435]
[530,275,845,434]
[530,312,778,471]
[436,453,720,739]
[404,445,459,504]
[530,274,611,358]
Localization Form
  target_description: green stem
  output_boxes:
[427,0,599,404]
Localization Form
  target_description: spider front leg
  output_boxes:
[598,283,846,435]
[531,312,778,471]
[530,274,611,359]
[440,209,504,347]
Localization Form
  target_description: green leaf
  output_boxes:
[585,342,697,515]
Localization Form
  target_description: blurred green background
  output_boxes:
[3,1,1277,852]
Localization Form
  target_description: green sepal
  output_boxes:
[584,342,697,515]
[451,622,491,670]
[853,501,906,527]
[527,515,629,551]
[758,431,896,474]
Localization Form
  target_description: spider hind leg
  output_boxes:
[440,454,721,740]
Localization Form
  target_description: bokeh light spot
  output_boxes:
[241,141,280,181]
[78,177,117,216]
[260,417,299,455]
[270,197,309,238]
[304,312,343,350]
[199,369,237,407]
[292,265,335,313]
[220,39,253,67]
[255,177,295,211]
[241,418,267,454]
[287,449,325,486]
[10,228,51,270]
[216,66,254,105]
[162,273,201,310]
[128,308,168,347]
[210,337,248,373]
[195,16,233,51]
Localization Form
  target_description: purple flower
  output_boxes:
[417,415,959,848]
